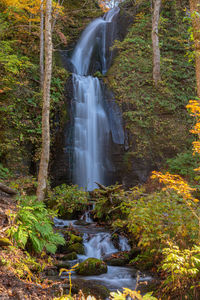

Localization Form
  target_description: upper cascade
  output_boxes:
[71,7,120,76]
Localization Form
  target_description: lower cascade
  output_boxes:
[54,216,152,292]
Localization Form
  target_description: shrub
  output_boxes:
[160,243,200,298]
[166,150,199,179]
[49,184,88,217]
[7,196,65,254]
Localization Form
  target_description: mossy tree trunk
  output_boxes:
[189,0,200,98]
[37,0,52,201]
[152,0,161,86]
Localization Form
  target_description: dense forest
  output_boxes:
[0,0,200,299]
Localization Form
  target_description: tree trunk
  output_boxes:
[0,183,17,195]
[40,0,44,88]
[152,0,161,86]
[37,0,52,201]
[189,0,200,98]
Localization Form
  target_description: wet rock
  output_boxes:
[67,242,85,255]
[74,220,90,226]
[0,237,12,247]
[103,251,129,266]
[62,252,77,260]
[69,233,83,244]
[76,258,107,276]
[72,279,110,299]
[58,242,85,255]
[55,261,71,270]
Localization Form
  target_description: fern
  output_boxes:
[7,196,65,254]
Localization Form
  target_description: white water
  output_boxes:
[71,8,120,191]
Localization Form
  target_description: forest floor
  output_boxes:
[0,193,65,300]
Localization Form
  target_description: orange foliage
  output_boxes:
[151,99,200,235]
[2,0,63,24]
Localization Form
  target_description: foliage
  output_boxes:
[160,243,200,297]
[116,188,199,250]
[93,184,126,222]
[0,163,12,179]
[110,288,157,300]
[7,196,65,254]
[0,245,52,282]
[59,264,79,297]
[166,150,199,179]
[106,1,195,164]
[54,288,157,300]
[49,184,88,216]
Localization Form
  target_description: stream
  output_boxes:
[54,217,152,292]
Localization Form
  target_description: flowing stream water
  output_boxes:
[54,217,152,292]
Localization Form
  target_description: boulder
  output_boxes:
[76,258,107,276]
[58,242,85,255]
[62,252,77,260]
[69,233,83,244]
[103,251,129,266]
[55,260,71,270]
[72,279,110,299]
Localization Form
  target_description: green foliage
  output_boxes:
[161,243,200,297]
[166,150,199,179]
[110,288,157,300]
[49,184,88,217]
[117,189,199,250]
[0,163,12,179]
[106,1,195,163]
[93,184,127,222]
[7,196,65,254]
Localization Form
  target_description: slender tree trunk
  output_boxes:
[40,0,44,88]
[37,0,52,201]
[152,0,161,86]
[189,0,200,98]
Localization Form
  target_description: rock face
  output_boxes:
[50,2,137,188]
[76,258,107,276]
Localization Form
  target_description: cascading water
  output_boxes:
[70,7,122,190]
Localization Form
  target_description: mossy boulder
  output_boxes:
[55,261,71,270]
[58,242,85,255]
[103,251,129,266]
[76,258,107,276]
[72,279,110,299]
[67,242,85,255]
[69,233,83,244]
[63,252,77,260]
[0,237,12,247]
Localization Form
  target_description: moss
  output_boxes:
[106,1,195,166]
[72,279,110,299]
[76,258,107,276]
[62,252,77,260]
[69,233,83,244]
[67,242,85,255]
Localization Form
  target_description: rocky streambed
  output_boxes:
[51,217,154,298]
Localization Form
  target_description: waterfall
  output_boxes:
[70,7,122,190]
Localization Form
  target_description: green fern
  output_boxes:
[7,196,65,254]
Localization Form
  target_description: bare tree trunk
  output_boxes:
[40,0,44,88]
[37,0,52,201]
[189,0,200,98]
[152,0,161,86]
